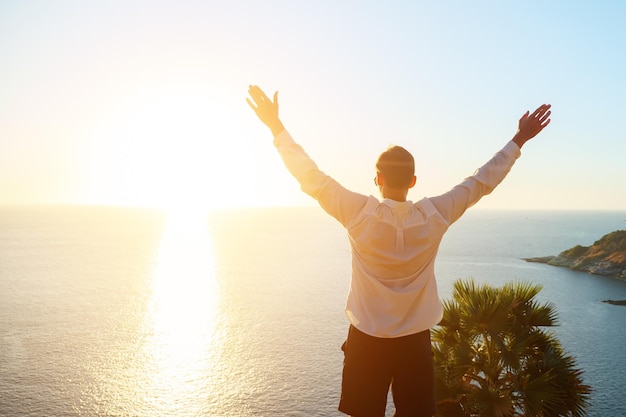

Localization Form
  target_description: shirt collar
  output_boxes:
[381,198,414,209]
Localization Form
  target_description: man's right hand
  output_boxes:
[246,85,285,137]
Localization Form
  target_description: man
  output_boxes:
[246,85,551,417]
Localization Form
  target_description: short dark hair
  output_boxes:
[376,146,415,188]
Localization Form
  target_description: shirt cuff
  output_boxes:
[273,129,292,147]
[504,140,522,159]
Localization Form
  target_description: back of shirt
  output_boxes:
[344,197,449,337]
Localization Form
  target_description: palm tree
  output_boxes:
[432,279,590,417]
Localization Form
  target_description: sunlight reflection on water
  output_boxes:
[133,210,223,416]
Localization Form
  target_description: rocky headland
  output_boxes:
[524,229,626,281]
[524,230,626,306]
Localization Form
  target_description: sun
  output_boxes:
[84,84,251,212]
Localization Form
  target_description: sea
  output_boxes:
[1,206,625,417]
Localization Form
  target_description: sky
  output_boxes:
[1,0,625,211]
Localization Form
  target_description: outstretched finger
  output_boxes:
[519,111,530,123]
[249,85,271,104]
[532,104,551,118]
[539,110,551,124]
[539,116,551,128]
[246,97,257,111]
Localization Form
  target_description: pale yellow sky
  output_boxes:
[1,1,625,211]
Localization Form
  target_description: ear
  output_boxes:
[408,175,417,189]
[376,172,384,186]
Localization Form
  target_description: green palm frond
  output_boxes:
[472,383,515,417]
[433,279,591,417]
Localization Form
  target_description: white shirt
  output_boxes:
[273,130,521,338]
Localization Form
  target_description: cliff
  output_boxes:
[524,230,626,281]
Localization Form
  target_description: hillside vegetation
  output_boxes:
[525,230,626,280]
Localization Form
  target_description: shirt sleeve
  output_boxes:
[430,140,521,225]
[273,130,368,227]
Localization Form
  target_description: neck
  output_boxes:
[381,187,408,202]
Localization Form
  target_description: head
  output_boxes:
[375,146,416,192]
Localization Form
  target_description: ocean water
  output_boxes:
[1,206,625,417]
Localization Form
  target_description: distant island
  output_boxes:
[524,230,626,281]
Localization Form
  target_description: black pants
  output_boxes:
[338,325,436,417]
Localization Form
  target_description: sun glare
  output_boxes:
[85,85,251,211]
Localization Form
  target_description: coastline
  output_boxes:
[524,255,626,281]
[523,230,626,289]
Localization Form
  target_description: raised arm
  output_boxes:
[431,103,552,224]
[245,84,369,226]
[246,85,285,137]
[512,104,551,148]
